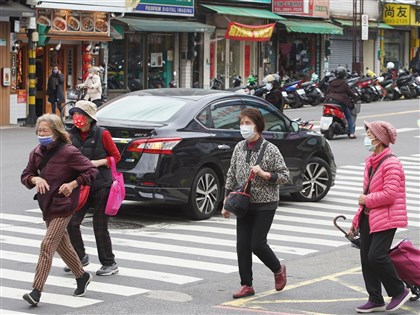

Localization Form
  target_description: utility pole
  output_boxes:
[352,0,364,74]
[26,16,38,126]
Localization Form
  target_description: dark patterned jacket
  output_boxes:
[225,137,289,208]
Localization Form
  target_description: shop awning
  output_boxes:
[0,1,34,17]
[200,4,285,20]
[116,17,215,33]
[334,19,394,29]
[278,19,343,35]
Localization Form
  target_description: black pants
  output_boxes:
[51,100,63,114]
[359,213,404,304]
[236,209,280,287]
[67,187,116,266]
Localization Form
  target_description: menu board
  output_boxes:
[36,9,109,35]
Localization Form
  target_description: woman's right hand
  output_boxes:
[221,207,230,219]
[32,176,50,194]
[347,224,358,238]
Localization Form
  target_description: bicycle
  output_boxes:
[61,87,86,121]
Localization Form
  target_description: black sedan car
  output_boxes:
[96,88,336,220]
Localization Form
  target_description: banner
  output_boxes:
[225,22,275,42]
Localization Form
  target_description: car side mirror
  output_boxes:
[290,121,299,132]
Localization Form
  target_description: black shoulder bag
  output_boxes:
[224,142,268,218]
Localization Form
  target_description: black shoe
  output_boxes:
[64,254,89,272]
[74,272,93,297]
[23,289,41,306]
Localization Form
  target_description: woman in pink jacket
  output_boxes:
[348,121,410,313]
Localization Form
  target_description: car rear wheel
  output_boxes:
[184,167,221,220]
[290,157,332,202]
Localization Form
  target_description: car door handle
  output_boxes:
[218,144,230,150]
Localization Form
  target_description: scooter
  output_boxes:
[319,99,360,140]
[281,76,304,109]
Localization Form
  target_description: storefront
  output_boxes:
[200,4,284,88]
[382,2,420,69]
[272,0,342,80]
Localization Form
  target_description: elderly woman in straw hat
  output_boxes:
[65,100,121,276]
[77,66,102,106]
[348,121,410,313]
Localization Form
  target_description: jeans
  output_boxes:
[236,209,280,287]
[342,105,355,134]
[359,213,405,304]
[68,187,116,266]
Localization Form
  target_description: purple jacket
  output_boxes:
[352,147,407,233]
[21,141,98,222]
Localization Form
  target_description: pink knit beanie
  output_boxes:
[364,121,397,146]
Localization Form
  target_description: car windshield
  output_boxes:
[97,95,187,122]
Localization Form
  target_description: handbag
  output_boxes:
[104,157,125,216]
[76,185,90,212]
[224,142,268,218]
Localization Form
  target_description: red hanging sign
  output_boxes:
[225,22,276,42]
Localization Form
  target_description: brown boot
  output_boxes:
[274,264,287,291]
[232,285,255,299]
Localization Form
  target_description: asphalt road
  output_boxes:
[0,98,419,315]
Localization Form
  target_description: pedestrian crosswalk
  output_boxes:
[1,154,419,313]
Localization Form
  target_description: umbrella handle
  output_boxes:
[333,215,349,236]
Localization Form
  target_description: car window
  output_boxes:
[97,95,187,122]
[243,101,287,132]
[196,107,210,127]
[209,102,242,130]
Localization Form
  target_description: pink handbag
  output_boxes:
[105,157,125,216]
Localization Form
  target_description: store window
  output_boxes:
[127,34,144,91]
[108,38,125,90]
[147,34,174,89]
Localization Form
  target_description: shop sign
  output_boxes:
[150,52,163,67]
[272,0,329,18]
[225,22,275,42]
[36,9,109,35]
[383,4,410,25]
[134,0,194,17]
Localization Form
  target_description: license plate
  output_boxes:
[282,91,288,98]
[297,89,305,95]
[320,116,333,130]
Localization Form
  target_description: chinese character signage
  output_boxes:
[134,0,194,17]
[225,22,276,42]
[37,9,110,35]
[272,0,329,18]
[383,4,420,26]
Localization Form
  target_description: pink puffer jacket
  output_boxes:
[352,147,407,233]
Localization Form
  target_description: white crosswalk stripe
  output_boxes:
[1,153,418,312]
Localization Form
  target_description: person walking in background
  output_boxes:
[264,74,284,112]
[46,65,65,115]
[78,67,103,107]
[348,121,410,313]
[222,108,290,299]
[66,100,121,276]
[21,114,98,306]
[410,49,420,75]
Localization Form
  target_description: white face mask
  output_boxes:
[265,83,273,91]
[364,137,376,152]
[240,124,256,140]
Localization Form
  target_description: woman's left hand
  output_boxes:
[251,165,270,180]
[58,182,77,197]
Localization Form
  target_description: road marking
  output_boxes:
[0,249,200,285]
[358,110,420,119]
[0,268,148,296]
[0,286,101,307]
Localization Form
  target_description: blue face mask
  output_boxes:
[364,136,376,152]
[240,124,256,140]
[38,135,54,146]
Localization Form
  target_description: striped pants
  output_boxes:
[33,216,84,291]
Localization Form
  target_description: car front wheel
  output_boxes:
[184,167,221,220]
[290,157,332,202]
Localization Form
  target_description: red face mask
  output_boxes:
[73,113,88,129]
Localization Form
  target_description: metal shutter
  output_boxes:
[328,39,353,71]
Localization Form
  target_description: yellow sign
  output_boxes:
[383,4,420,26]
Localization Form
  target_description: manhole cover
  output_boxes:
[83,220,145,229]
